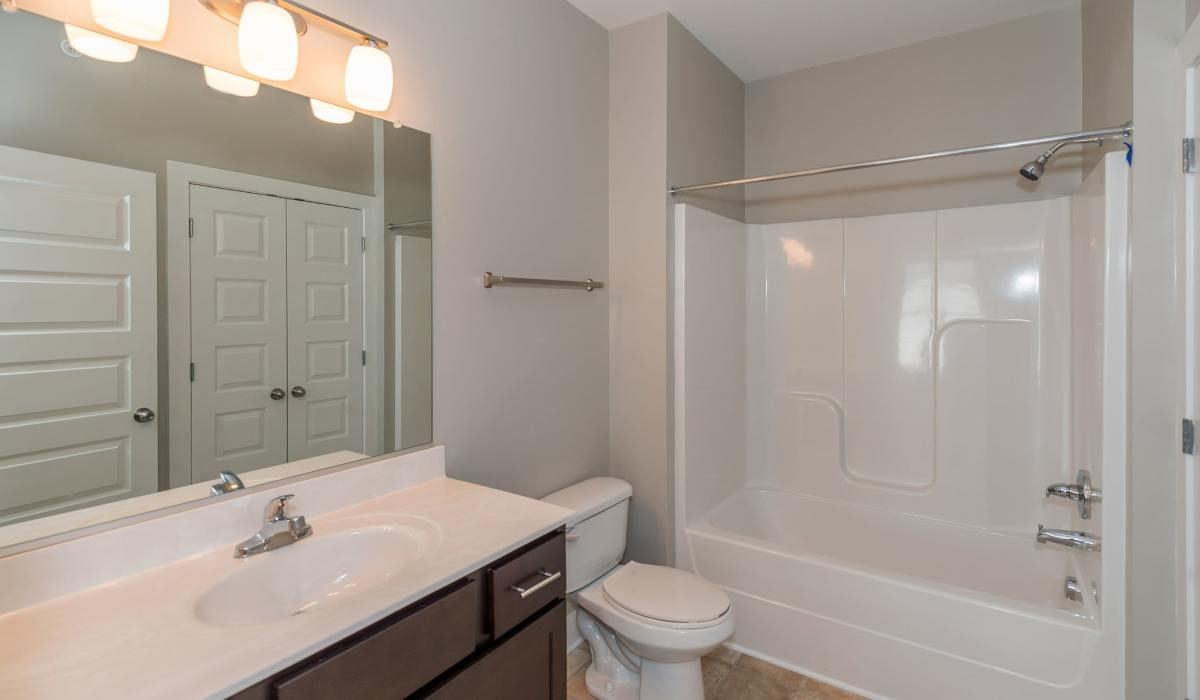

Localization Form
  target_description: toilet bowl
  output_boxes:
[542,478,734,700]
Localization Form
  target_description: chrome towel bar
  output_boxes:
[483,272,605,292]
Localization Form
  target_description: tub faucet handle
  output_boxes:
[1045,469,1101,519]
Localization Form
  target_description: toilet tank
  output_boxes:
[542,477,632,593]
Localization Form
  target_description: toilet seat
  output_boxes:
[601,562,730,627]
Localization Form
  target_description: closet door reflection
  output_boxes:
[189,185,289,482]
[285,200,364,460]
[0,146,159,523]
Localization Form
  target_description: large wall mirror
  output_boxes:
[0,8,432,549]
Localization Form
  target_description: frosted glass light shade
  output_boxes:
[310,99,355,124]
[204,67,260,97]
[238,1,298,81]
[90,0,169,41]
[64,24,138,63]
[344,43,393,112]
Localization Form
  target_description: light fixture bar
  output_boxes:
[200,0,387,48]
[281,0,388,48]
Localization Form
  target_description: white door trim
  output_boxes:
[166,161,383,489]
[1178,17,1200,699]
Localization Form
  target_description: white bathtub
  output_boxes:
[687,487,1114,699]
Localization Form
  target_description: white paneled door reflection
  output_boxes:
[285,200,363,461]
[189,186,289,481]
[0,145,158,524]
[189,186,364,484]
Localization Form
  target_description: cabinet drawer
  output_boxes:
[274,578,478,700]
[489,532,565,638]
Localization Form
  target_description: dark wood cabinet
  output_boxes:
[228,529,566,700]
[425,600,566,700]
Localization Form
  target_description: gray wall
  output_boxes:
[323,0,611,498]
[667,16,745,222]
[743,7,1084,224]
[609,14,671,565]
[0,10,375,488]
[1082,0,1133,173]
[382,126,433,453]
[609,13,744,565]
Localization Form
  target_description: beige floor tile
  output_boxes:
[716,667,794,700]
[567,646,592,679]
[706,644,743,666]
[702,657,736,697]
[735,655,809,689]
[792,677,865,700]
[567,667,597,700]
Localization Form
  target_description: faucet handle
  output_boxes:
[1045,469,1101,519]
[265,494,295,523]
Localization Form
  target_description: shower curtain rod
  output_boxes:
[669,122,1133,195]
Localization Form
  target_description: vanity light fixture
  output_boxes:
[204,66,261,97]
[344,40,393,112]
[64,24,139,63]
[199,0,393,114]
[310,98,355,124]
[90,0,170,42]
[238,0,299,81]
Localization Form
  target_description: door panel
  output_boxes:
[190,185,288,482]
[0,144,157,524]
[286,200,364,459]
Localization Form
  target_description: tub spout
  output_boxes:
[1037,525,1101,552]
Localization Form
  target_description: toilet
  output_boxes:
[543,478,734,700]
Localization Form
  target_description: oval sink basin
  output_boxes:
[194,513,442,627]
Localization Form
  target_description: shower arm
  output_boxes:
[1041,136,1106,160]
[669,122,1133,195]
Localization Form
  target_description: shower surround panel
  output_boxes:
[673,152,1128,700]
[756,199,1071,533]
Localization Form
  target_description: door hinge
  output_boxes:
[361,237,366,253]
[1185,138,1196,173]
[188,217,194,238]
[1185,418,1195,455]
[362,350,367,366]
[189,362,195,382]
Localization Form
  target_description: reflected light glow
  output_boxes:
[1011,271,1039,296]
[780,238,814,268]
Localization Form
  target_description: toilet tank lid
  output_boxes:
[542,477,632,525]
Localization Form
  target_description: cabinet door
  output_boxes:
[426,601,566,700]
[285,200,364,460]
[189,185,288,482]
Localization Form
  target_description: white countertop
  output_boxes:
[0,450,572,699]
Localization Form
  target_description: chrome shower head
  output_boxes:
[1019,155,1048,181]
[1019,136,1106,183]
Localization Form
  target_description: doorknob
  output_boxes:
[270,388,286,400]
[291,386,307,398]
[133,407,156,423]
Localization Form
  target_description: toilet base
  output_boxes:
[577,608,707,700]
[638,658,704,699]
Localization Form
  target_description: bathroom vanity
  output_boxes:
[0,446,574,699]
[231,530,568,700]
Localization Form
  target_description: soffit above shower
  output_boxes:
[566,0,1079,81]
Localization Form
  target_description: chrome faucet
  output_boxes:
[1045,469,1102,519]
[210,470,245,496]
[234,495,312,559]
[1036,525,1101,552]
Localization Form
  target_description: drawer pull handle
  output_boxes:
[511,569,562,599]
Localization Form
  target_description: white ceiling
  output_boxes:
[565,0,1079,82]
